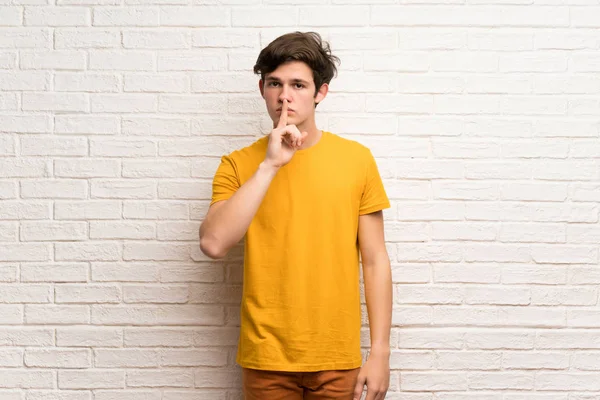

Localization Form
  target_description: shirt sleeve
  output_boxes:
[359,149,391,215]
[210,155,240,206]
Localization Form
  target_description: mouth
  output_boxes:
[276,108,295,112]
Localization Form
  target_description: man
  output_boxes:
[199,31,392,400]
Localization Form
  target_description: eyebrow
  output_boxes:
[265,77,310,85]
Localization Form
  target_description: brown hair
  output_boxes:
[253,31,340,106]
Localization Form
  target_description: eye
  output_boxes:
[294,83,304,89]
[268,82,280,87]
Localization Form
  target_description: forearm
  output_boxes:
[363,258,393,355]
[200,161,279,258]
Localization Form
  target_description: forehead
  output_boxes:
[265,61,314,83]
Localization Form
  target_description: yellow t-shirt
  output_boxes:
[211,130,390,372]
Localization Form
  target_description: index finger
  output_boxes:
[277,99,288,129]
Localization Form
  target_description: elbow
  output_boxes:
[199,236,227,260]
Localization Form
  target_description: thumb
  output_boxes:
[353,373,366,400]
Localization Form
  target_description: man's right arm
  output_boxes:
[200,99,306,259]
[199,161,279,259]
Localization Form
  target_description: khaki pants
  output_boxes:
[242,367,361,400]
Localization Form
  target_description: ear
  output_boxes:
[314,82,328,105]
[259,79,265,98]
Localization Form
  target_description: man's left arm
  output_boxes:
[353,210,392,400]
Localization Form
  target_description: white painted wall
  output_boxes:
[1,1,600,398]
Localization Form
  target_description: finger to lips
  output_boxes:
[277,99,288,129]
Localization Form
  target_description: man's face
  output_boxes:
[260,61,325,128]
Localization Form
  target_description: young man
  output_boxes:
[199,32,392,400]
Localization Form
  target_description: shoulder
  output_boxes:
[326,131,374,161]
[225,135,269,163]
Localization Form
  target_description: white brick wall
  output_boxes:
[1,1,599,398]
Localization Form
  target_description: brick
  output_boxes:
[55,242,121,261]
[433,181,499,200]
[123,284,188,303]
[160,6,227,27]
[531,245,597,264]
[55,28,121,48]
[0,28,50,48]
[21,180,87,199]
[58,370,125,389]
[156,221,197,240]
[231,7,295,27]
[90,50,154,71]
[25,305,89,324]
[158,51,226,71]
[25,349,91,368]
[123,29,190,49]
[55,72,120,92]
[91,139,156,157]
[93,7,159,26]
[536,372,600,390]
[124,328,194,347]
[0,71,49,90]
[57,327,122,347]
[0,52,17,68]
[191,29,258,48]
[0,201,50,220]
[90,221,156,240]
[401,372,467,391]
[0,6,21,26]
[0,93,19,110]
[91,304,224,325]
[159,349,228,367]
[20,51,86,70]
[54,159,120,178]
[191,73,255,93]
[0,115,52,134]
[123,117,189,136]
[55,115,120,135]
[364,52,430,72]
[126,369,193,388]
[0,370,54,388]
[91,262,160,282]
[20,136,87,156]
[402,29,466,51]
[397,75,464,94]
[124,73,189,92]
[299,6,368,26]
[123,201,188,220]
[158,94,227,113]
[0,284,51,303]
[437,351,502,370]
[25,7,90,26]
[123,242,189,261]
[94,349,159,367]
[434,264,500,284]
[21,263,88,282]
[55,201,121,220]
[469,32,533,50]
[22,93,88,112]
[55,284,121,304]
[91,180,156,199]
[0,181,15,199]
[91,94,157,113]
[532,287,597,306]
[0,135,14,156]
[371,6,568,27]
[0,244,50,261]
[469,372,534,390]
[20,221,87,241]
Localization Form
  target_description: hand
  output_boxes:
[353,351,390,400]
[264,99,309,169]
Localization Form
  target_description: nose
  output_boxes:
[278,84,292,103]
